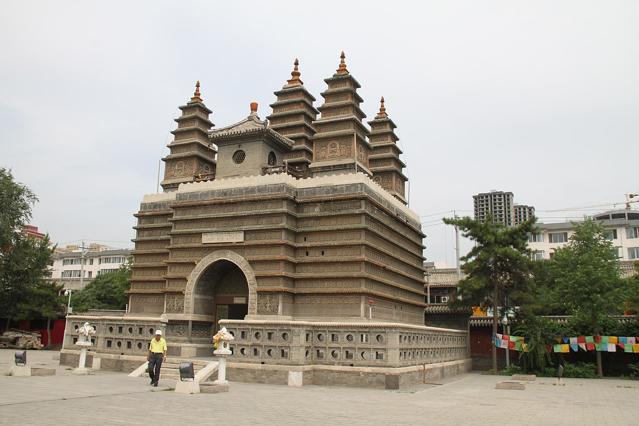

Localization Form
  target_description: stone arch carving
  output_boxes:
[183,250,257,316]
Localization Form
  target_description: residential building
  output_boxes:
[513,204,535,225]
[527,209,639,276]
[51,246,131,290]
[473,191,515,226]
[23,225,46,240]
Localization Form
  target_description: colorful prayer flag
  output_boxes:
[594,336,602,344]
[596,343,605,351]
[570,343,579,352]
[569,337,578,345]
[577,336,586,344]
[586,343,595,351]
[609,336,617,344]
[508,341,516,350]
[607,343,616,352]
[633,344,639,353]
[578,343,587,351]
[553,344,562,353]
[586,336,594,344]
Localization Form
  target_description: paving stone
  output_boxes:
[1,350,639,425]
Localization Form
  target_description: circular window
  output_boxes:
[346,334,354,342]
[232,150,246,164]
[281,332,289,341]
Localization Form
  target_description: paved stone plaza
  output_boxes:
[1,350,638,425]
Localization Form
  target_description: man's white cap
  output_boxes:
[155,329,162,335]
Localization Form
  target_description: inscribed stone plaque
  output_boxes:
[202,231,244,244]
[233,297,247,304]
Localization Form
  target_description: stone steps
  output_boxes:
[145,358,217,382]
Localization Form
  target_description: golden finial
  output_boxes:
[191,80,202,102]
[376,96,387,118]
[287,58,303,86]
[336,51,348,74]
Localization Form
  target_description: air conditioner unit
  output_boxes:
[441,296,449,303]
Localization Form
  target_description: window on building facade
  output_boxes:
[549,232,568,243]
[603,229,618,240]
[532,251,545,261]
[629,247,639,260]
[100,256,126,264]
[97,269,120,276]
[61,270,82,278]
[627,227,639,239]
[62,258,82,266]
[528,233,543,243]
[613,247,622,258]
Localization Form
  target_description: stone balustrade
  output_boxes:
[63,315,164,355]
[219,319,468,368]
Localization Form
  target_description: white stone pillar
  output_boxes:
[214,356,228,385]
[78,347,87,369]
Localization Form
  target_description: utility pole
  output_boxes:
[79,241,86,290]
[454,210,461,279]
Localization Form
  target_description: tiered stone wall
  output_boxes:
[220,319,468,368]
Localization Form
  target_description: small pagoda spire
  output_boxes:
[190,80,202,102]
[336,51,348,74]
[286,58,303,86]
[376,96,388,119]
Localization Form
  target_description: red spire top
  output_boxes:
[190,80,202,102]
[376,96,388,118]
[287,58,303,86]
[250,101,258,114]
[336,51,348,74]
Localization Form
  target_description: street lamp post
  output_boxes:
[501,314,510,368]
[62,289,73,350]
[65,289,72,314]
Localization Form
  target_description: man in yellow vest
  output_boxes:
[148,329,167,387]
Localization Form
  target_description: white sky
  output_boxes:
[1,1,638,265]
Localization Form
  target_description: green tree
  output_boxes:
[443,216,536,373]
[551,219,624,377]
[0,168,56,329]
[71,264,131,312]
[18,280,65,347]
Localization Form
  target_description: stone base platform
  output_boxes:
[60,349,471,389]
[200,382,230,393]
[227,358,472,389]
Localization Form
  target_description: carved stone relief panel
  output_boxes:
[165,294,185,313]
[257,294,279,315]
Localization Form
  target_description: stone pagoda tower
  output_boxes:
[267,59,318,177]
[309,52,372,176]
[368,97,408,204]
[160,81,217,191]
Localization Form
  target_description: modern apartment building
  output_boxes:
[50,245,132,290]
[527,209,639,276]
[473,191,515,226]
[514,204,535,225]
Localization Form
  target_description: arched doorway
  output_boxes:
[193,260,249,324]
[184,250,258,321]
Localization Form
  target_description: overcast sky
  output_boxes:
[2,1,638,266]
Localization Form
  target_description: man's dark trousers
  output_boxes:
[148,353,163,384]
